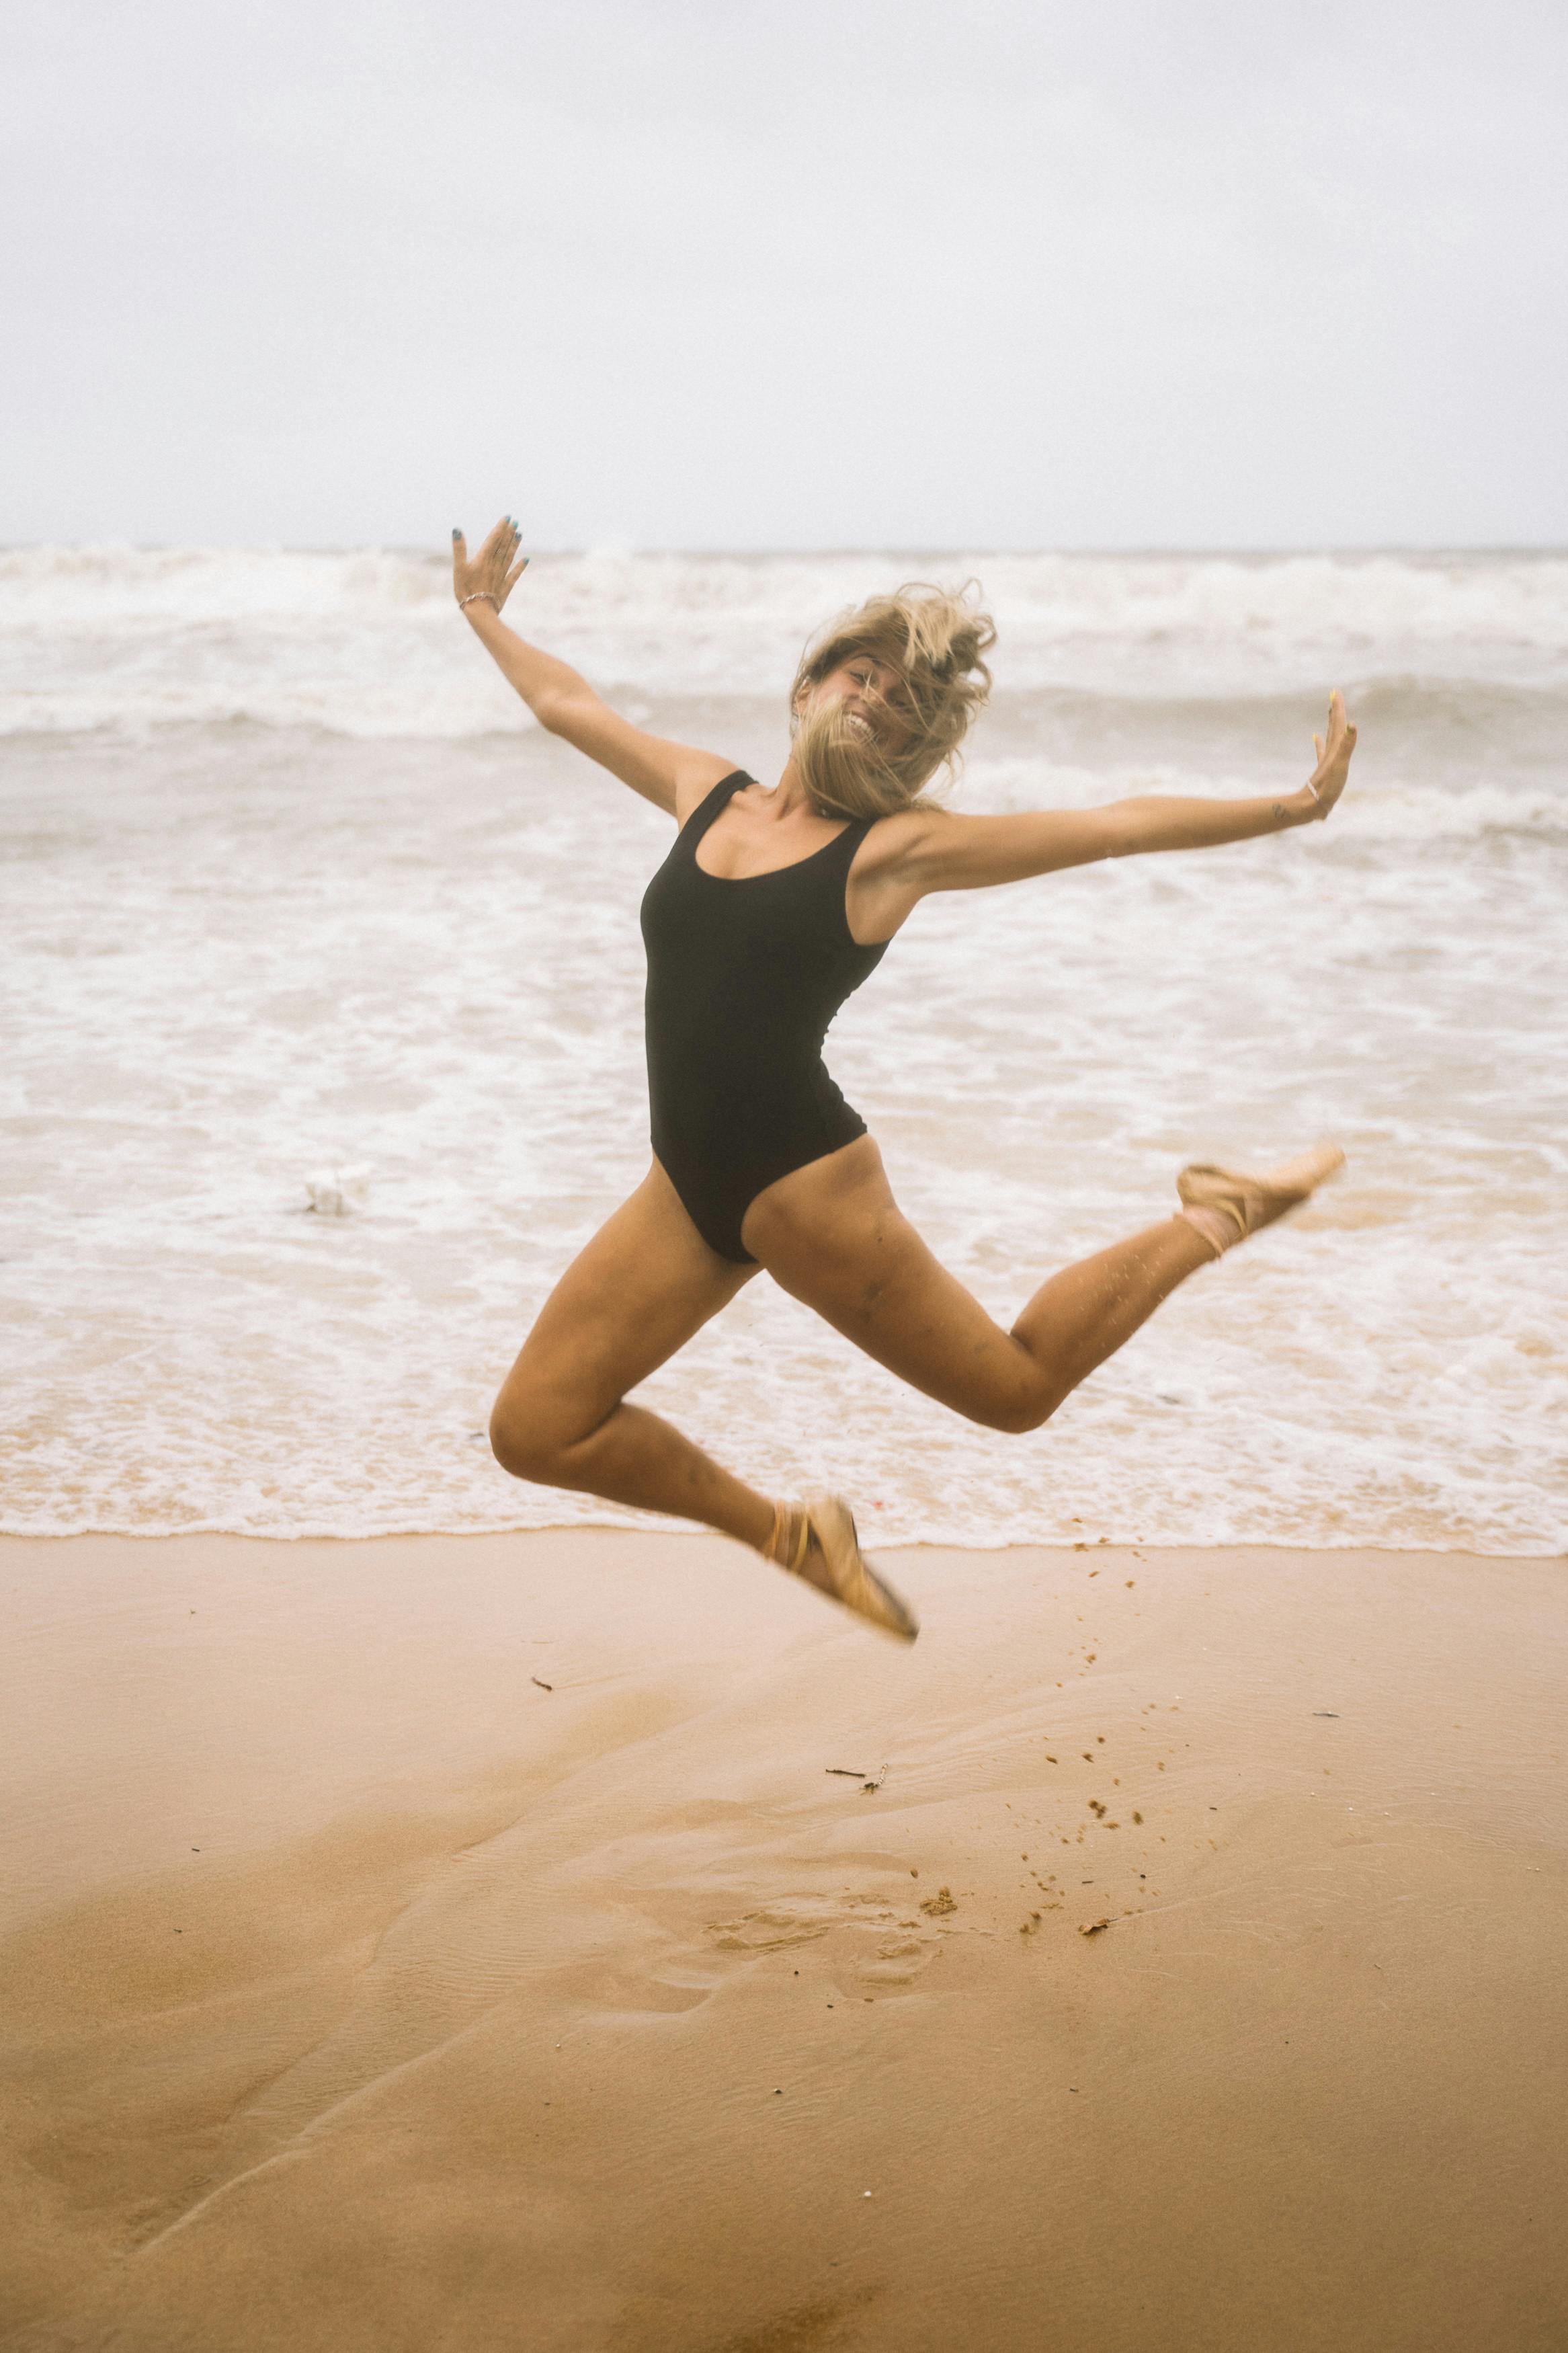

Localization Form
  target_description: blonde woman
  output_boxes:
[454,519,1357,1642]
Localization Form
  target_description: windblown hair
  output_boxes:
[788,582,997,822]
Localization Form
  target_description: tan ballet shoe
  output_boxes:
[766,1493,919,1643]
[1177,1142,1346,1259]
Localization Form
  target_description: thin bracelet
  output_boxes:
[457,591,499,612]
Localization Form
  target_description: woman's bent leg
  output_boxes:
[491,1160,775,1548]
[742,1138,1212,1433]
[1008,1215,1213,1408]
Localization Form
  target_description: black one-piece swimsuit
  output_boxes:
[639,772,889,1264]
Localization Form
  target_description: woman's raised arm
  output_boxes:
[452,519,734,818]
[857,692,1357,928]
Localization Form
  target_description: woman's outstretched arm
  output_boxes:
[452,519,734,817]
[855,693,1357,928]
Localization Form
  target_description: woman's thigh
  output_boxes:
[494,1159,757,1460]
[741,1137,1041,1431]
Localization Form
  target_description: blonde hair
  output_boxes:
[788,581,996,822]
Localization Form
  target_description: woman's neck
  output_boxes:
[753,758,820,826]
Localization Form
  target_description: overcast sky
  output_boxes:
[5,0,1565,549]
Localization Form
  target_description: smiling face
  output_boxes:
[786,584,996,821]
[800,653,915,756]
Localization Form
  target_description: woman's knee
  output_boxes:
[489,1386,589,1484]
[488,1396,546,1482]
[971,1373,1066,1437]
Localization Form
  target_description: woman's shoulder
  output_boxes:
[672,760,751,826]
[854,803,950,869]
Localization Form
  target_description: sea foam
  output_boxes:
[5,545,1568,738]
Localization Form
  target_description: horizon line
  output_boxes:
[4,539,1567,561]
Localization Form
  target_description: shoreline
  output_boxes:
[3,1532,1565,2350]
[7,1526,1563,1552]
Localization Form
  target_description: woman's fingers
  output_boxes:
[1312,692,1357,774]
[1302,691,1358,820]
[452,516,525,608]
[491,519,524,582]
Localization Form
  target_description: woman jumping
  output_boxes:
[454,519,1357,1643]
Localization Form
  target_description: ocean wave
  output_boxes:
[0,682,538,743]
[5,541,1568,639]
[962,754,1564,840]
[1335,779,1567,840]
[3,547,1568,736]
[0,541,442,623]
[7,699,1562,848]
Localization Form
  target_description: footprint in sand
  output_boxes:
[707,1897,844,1950]
[705,1896,940,1983]
[858,1936,935,1986]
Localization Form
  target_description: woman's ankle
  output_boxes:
[761,1499,802,1564]
[1177,1204,1241,1261]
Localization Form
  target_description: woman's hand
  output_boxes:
[452,516,528,616]
[1302,688,1357,820]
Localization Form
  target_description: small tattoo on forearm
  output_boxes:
[1272,802,1287,822]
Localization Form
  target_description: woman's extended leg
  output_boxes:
[493,1158,922,1635]
[740,1135,1233,1433]
[489,1160,776,1548]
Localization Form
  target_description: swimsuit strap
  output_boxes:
[679,771,751,844]
[820,811,875,864]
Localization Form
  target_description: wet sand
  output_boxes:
[2,1531,1565,2352]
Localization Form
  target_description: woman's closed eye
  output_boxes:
[851,666,909,714]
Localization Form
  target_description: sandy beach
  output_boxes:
[3,1531,1564,2351]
